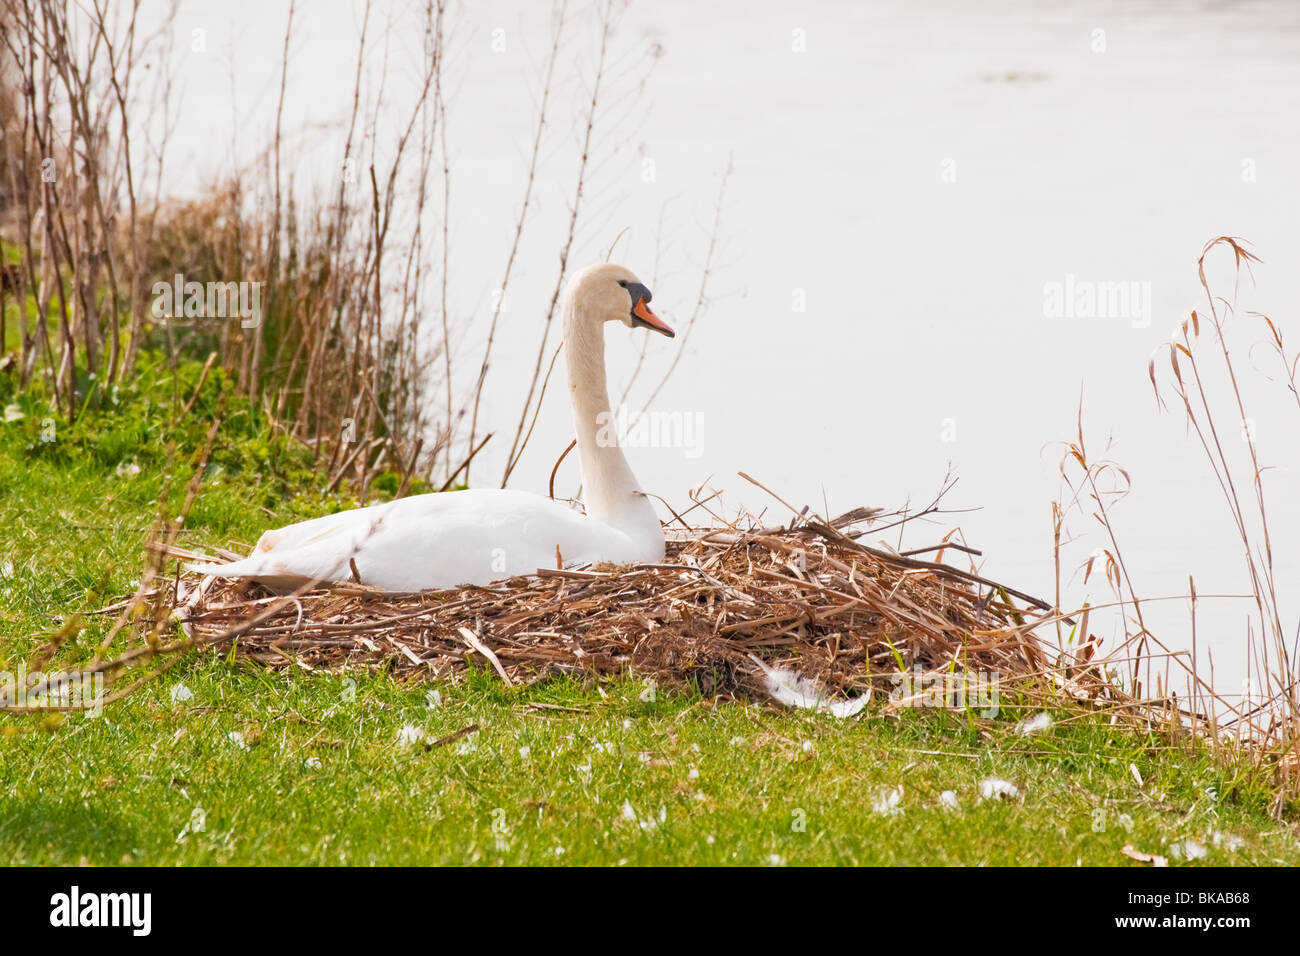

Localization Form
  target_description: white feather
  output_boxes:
[747,654,870,717]
[978,777,1021,801]
[872,785,904,815]
[1016,711,1054,735]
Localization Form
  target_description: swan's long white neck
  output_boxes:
[564,297,662,549]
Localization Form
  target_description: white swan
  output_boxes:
[190,263,675,592]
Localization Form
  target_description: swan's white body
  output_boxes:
[190,263,674,592]
[191,489,656,592]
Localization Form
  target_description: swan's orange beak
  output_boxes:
[632,297,675,338]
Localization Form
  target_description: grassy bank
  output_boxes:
[3,664,1298,866]
[1,375,1297,865]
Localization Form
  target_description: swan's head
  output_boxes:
[566,263,675,338]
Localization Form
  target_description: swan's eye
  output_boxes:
[619,280,652,304]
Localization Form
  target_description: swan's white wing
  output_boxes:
[191,489,657,591]
[189,498,402,587]
[249,503,395,555]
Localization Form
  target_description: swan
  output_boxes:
[190,263,675,592]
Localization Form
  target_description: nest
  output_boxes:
[166,510,1079,707]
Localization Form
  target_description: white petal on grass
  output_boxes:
[872,785,904,815]
[939,790,960,810]
[305,756,322,770]
[1210,831,1243,852]
[227,731,248,750]
[1016,712,1053,735]
[747,654,870,718]
[978,777,1021,801]
[170,684,194,703]
[518,745,531,760]
[1170,838,1208,860]
[396,724,426,746]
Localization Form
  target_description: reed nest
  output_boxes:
[166,509,1088,706]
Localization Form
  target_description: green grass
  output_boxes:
[0,355,418,659]
[1,357,1298,865]
[4,666,1298,865]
